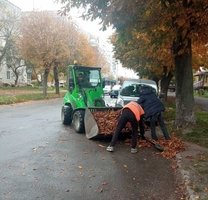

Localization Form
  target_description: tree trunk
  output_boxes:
[14,68,19,86]
[0,38,9,64]
[53,63,60,95]
[14,75,18,86]
[43,68,50,97]
[160,66,173,102]
[33,68,41,86]
[173,38,195,128]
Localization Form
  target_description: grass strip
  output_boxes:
[0,92,64,105]
[164,98,208,148]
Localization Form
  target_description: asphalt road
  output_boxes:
[194,96,208,111]
[0,98,184,200]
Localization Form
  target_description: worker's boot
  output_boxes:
[106,146,114,152]
[131,148,138,153]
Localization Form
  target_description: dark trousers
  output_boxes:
[150,113,170,140]
[110,108,144,148]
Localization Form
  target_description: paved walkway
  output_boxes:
[168,92,208,111]
[177,143,208,200]
[167,93,208,199]
[194,96,208,111]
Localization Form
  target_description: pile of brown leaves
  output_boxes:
[138,135,185,159]
[92,110,120,135]
[92,110,185,159]
[92,109,133,135]
[158,136,185,159]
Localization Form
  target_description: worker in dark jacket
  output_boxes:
[106,101,145,153]
[137,85,170,141]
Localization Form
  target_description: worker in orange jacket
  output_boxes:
[106,101,145,153]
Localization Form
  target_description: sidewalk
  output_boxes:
[167,93,208,199]
[176,142,208,200]
[144,126,208,200]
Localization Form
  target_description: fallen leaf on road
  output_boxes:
[185,155,193,159]
[138,134,185,159]
[99,188,103,193]
[102,182,107,185]
[171,163,178,170]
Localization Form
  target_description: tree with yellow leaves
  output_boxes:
[18,11,110,96]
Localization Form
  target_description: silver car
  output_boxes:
[115,79,158,107]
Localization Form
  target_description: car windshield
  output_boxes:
[120,82,157,97]
[75,68,101,87]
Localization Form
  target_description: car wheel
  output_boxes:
[61,105,73,125]
[72,110,85,133]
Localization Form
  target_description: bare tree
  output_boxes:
[0,1,20,66]
[6,36,25,86]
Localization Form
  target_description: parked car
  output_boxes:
[103,85,112,94]
[116,79,157,107]
[109,84,121,98]
[59,81,65,87]
[168,80,176,92]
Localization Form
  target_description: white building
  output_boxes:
[0,0,31,86]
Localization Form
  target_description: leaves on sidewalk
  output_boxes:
[137,135,185,159]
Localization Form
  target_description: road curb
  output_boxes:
[176,154,200,200]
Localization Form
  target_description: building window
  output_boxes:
[27,72,32,84]
[7,71,10,79]
[27,72,32,80]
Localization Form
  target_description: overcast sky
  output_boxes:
[9,0,60,11]
[9,0,113,40]
[9,0,138,78]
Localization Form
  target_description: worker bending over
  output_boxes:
[106,101,145,153]
[137,85,170,141]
